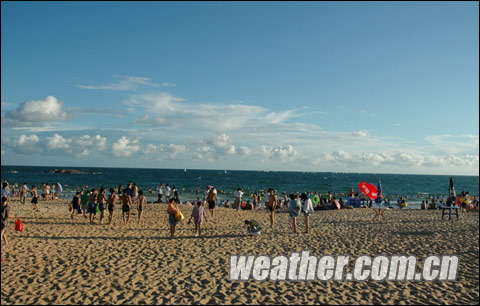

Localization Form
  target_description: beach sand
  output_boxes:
[1,199,478,305]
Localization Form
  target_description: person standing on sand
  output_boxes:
[300,193,314,234]
[71,192,81,220]
[31,186,40,212]
[289,193,301,234]
[263,190,270,210]
[167,198,178,237]
[156,183,164,203]
[267,189,278,228]
[19,183,28,205]
[234,188,244,212]
[253,193,259,210]
[81,189,90,218]
[164,184,171,201]
[107,188,119,225]
[137,190,147,225]
[98,188,107,224]
[121,190,132,224]
[207,187,217,218]
[1,183,10,201]
[189,201,207,237]
[1,197,9,246]
[132,183,139,206]
[88,188,98,224]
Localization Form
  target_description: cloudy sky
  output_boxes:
[1,2,478,175]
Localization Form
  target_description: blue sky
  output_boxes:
[1,1,478,175]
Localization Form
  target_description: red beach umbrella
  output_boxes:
[357,182,378,200]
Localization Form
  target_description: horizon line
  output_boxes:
[1,164,479,177]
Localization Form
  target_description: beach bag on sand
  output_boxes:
[15,218,24,232]
[175,209,184,223]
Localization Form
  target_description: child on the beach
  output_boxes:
[107,188,119,225]
[1,197,9,246]
[245,219,262,235]
[288,193,301,234]
[31,186,40,212]
[189,201,207,237]
[81,188,90,218]
[137,190,146,225]
[167,198,178,237]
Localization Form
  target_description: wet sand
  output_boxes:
[1,199,478,305]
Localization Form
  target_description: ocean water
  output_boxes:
[1,165,478,209]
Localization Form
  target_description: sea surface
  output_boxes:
[1,165,478,209]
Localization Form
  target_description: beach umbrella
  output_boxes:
[375,181,384,207]
[357,181,378,200]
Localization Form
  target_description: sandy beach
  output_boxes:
[1,198,478,305]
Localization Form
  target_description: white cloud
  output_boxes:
[46,133,71,151]
[112,136,140,157]
[73,135,107,152]
[4,134,41,154]
[142,143,187,159]
[128,93,275,131]
[352,130,368,137]
[77,76,162,91]
[6,96,68,123]
[261,145,299,162]
[238,146,252,156]
[162,82,176,87]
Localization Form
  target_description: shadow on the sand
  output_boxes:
[19,233,246,241]
[391,231,435,236]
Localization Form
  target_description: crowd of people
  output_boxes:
[1,178,479,244]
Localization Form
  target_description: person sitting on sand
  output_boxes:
[137,190,147,225]
[189,201,207,237]
[245,219,262,235]
[107,188,119,225]
[167,198,178,237]
[1,197,9,246]
[121,190,132,224]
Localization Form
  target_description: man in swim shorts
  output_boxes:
[207,187,217,218]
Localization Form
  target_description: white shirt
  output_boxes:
[303,198,314,215]
[234,190,244,199]
[164,187,171,197]
[264,192,270,203]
